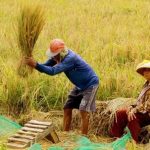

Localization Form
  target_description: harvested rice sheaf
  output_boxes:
[72,98,136,136]
[17,2,45,77]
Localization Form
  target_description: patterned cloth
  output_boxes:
[131,81,150,113]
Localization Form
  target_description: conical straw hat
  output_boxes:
[136,60,150,75]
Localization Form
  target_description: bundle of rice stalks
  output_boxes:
[93,97,136,136]
[72,98,136,136]
[17,2,45,77]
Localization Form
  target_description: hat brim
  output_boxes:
[137,68,147,75]
[136,62,150,75]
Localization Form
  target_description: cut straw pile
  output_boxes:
[20,98,136,136]
[17,3,45,77]
[72,97,136,136]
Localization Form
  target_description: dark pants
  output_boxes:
[63,85,99,112]
[110,109,150,142]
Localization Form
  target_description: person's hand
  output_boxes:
[127,109,136,121]
[126,106,133,114]
[24,57,37,68]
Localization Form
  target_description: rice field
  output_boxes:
[0,0,150,115]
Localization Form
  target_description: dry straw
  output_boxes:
[72,98,136,136]
[17,2,45,77]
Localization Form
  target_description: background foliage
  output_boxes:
[0,0,150,115]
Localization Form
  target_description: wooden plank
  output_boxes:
[17,130,38,136]
[7,120,59,149]
[8,137,31,143]
[29,120,52,126]
[35,125,59,143]
[46,130,60,143]
[7,143,28,149]
[12,134,35,140]
[22,127,44,133]
[25,123,48,129]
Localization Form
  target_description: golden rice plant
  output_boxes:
[17,2,45,77]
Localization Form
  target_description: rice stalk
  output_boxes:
[17,2,45,77]
[72,98,136,136]
[96,98,135,135]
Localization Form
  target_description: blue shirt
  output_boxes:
[35,50,99,90]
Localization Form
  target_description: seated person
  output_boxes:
[109,60,150,143]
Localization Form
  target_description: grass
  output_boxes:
[0,0,150,114]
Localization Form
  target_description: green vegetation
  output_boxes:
[0,144,7,150]
[0,0,150,116]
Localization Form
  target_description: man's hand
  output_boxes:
[25,57,37,68]
[127,109,136,121]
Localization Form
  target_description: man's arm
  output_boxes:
[24,57,56,67]
[35,57,74,75]
[25,56,75,75]
[42,59,56,66]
